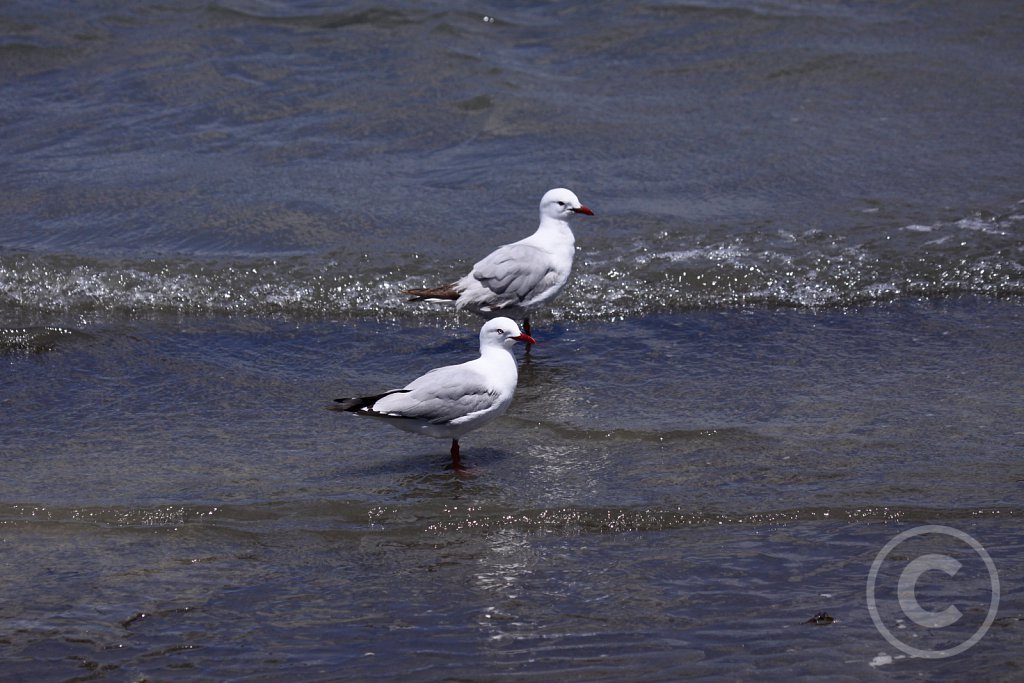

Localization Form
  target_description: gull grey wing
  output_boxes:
[371,364,498,424]
[471,243,552,301]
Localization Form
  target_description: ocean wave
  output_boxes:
[1,207,1021,323]
[2,501,1015,535]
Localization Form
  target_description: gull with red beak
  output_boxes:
[331,317,535,471]
[406,187,594,336]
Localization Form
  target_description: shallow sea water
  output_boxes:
[3,298,1023,680]
[2,0,1023,679]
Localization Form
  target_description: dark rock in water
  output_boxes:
[0,326,88,353]
[805,612,835,625]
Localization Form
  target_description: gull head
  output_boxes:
[480,317,536,349]
[540,188,594,222]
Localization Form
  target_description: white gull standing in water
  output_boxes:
[405,188,594,336]
[331,317,535,470]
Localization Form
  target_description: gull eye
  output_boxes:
[496,328,504,335]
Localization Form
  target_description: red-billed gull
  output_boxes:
[405,188,593,335]
[331,317,535,470]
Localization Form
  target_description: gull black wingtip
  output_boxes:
[404,285,460,302]
[331,390,411,413]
